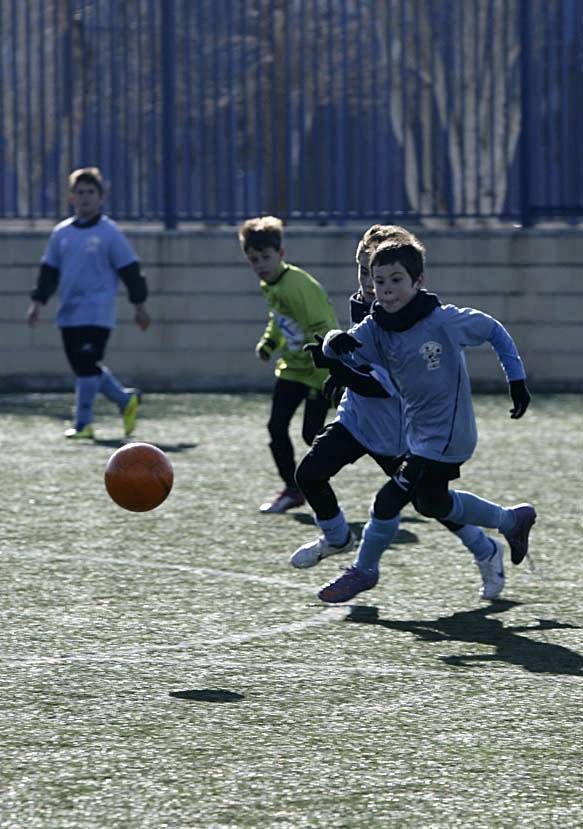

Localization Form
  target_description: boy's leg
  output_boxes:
[260,379,307,512]
[71,376,100,436]
[99,366,141,436]
[412,467,506,594]
[318,459,418,603]
[438,519,505,600]
[291,423,365,568]
[443,490,536,566]
[61,326,109,437]
[301,387,330,446]
[296,422,366,520]
[438,517,495,560]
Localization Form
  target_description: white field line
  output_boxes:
[2,549,348,665]
[4,607,347,666]
[11,548,318,593]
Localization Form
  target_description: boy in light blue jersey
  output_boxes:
[292,225,507,601]
[27,167,150,439]
[318,232,536,603]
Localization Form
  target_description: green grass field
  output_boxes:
[1,392,582,828]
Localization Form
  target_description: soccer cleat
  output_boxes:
[64,424,95,440]
[318,565,379,604]
[122,391,141,437]
[503,503,537,565]
[259,488,306,514]
[476,540,506,600]
[290,532,355,569]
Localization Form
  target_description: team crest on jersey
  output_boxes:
[274,312,304,351]
[87,235,101,252]
[419,340,442,370]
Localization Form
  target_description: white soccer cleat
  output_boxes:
[476,539,506,600]
[259,487,305,514]
[64,423,95,440]
[290,532,354,569]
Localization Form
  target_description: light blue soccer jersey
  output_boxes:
[41,215,138,328]
[333,358,406,457]
[327,292,406,458]
[326,304,525,464]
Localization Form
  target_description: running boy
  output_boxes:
[27,167,150,439]
[293,225,507,601]
[318,231,535,603]
[238,216,338,513]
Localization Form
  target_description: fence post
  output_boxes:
[518,0,532,228]
[161,0,177,229]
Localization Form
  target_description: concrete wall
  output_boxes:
[1,225,582,392]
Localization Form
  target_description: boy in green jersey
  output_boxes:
[239,216,338,513]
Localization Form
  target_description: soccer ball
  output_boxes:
[104,442,173,512]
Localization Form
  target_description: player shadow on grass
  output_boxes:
[345,601,583,677]
[291,514,419,545]
[91,438,198,452]
[169,689,244,703]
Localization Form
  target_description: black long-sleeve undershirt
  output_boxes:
[118,261,148,304]
[327,360,390,398]
[31,263,59,304]
[31,260,147,305]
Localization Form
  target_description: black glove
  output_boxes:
[509,379,531,419]
[303,334,335,369]
[322,374,345,407]
[327,331,363,355]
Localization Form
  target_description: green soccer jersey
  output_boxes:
[257,262,338,390]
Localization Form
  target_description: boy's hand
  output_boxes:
[303,334,330,368]
[509,379,531,419]
[134,304,150,331]
[327,331,363,355]
[26,301,41,326]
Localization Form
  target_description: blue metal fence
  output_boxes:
[1,0,582,226]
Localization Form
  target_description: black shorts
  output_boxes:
[373,453,461,520]
[60,326,110,377]
[306,420,402,479]
[396,454,461,488]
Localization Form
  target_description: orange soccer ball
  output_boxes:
[104,442,174,512]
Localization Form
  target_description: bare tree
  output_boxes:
[381,0,521,220]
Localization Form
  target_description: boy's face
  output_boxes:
[69,183,104,220]
[356,249,375,303]
[372,260,424,313]
[245,245,284,284]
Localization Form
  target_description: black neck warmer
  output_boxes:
[350,291,373,325]
[72,213,103,228]
[372,289,441,332]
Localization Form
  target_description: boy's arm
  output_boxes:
[118,261,150,330]
[107,224,149,329]
[327,362,393,398]
[31,263,59,304]
[447,306,531,419]
[487,319,530,418]
[27,264,60,326]
[487,319,526,381]
[256,314,285,360]
[304,335,392,399]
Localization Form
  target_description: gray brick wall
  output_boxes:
[1,226,582,391]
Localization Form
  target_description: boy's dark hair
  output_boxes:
[369,236,426,282]
[69,167,104,194]
[238,216,284,253]
[356,224,416,261]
